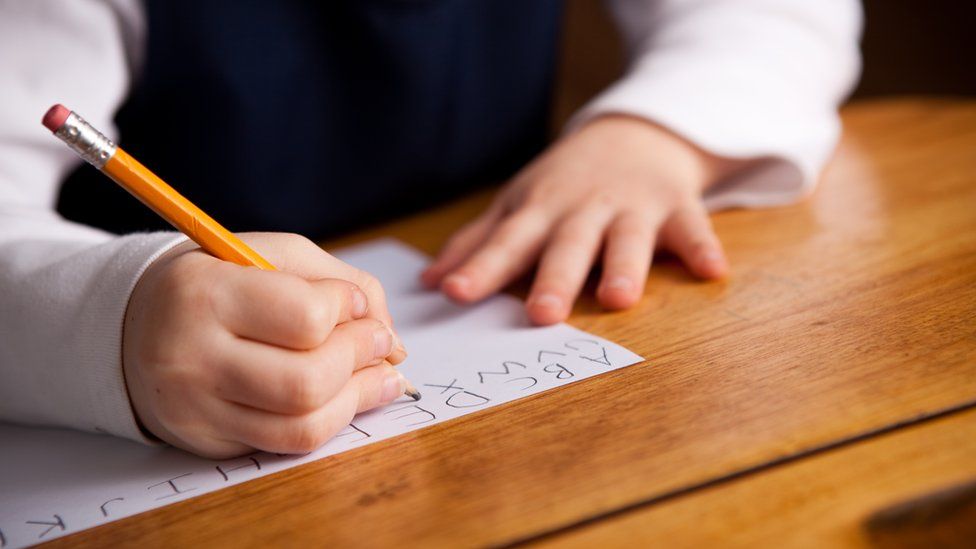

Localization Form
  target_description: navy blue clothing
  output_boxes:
[58,0,563,238]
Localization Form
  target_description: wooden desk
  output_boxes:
[59,98,976,547]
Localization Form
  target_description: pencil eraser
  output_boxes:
[42,104,70,132]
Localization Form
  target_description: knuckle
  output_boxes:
[357,319,386,358]
[555,219,596,243]
[493,221,522,245]
[659,184,692,207]
[443,231,469,252]
[447,220,484,249]
[678,190,704,207]
[356,376,382,412]
[283,368,325,412]
[292,296,331,345]
[282,420,327,454]
[510,207,549,230]
[612,211,652,238]
[592,192,617,208]
[331,319,385,368]
[620,209,648,228]
[280,232,316,250]
[339,279,361,297]
[467,244,507,270]
[334,280,363,313]
[523,182,554,208]
[274,232,323,260]
[355,271,386,303]
[674,199,704,219]
[485,211,544,251]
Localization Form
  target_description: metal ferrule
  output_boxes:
[54,112,117,169]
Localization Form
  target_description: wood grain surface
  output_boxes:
[53,99,976,548]
[535,408,976,548]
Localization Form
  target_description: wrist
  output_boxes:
[575,114,746,195]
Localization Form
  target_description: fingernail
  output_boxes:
[381,370,406,403]
[443,274,471,294]
[699,249,729,277]
[603,276,633,293]
[529,293,562,310]
[700,249,724,264]
[352,288,368,318]
[373,326,394,359]
[388,332,408,365]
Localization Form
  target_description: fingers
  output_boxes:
[660,201,729,280]
[304,252,407,364]
[235,233,406,362]
[213,270,369,350]
[421,206,504,289]
[215,318,396,415]
[526,207,615,325]
[239,233,400,330]
[427,196,725,323]
[440,208,551,303]
[348,361,408,415]
[596,210,660,310]
[218,364,405,455]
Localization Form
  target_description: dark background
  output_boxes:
[854,0,975,97]
[552,0,976,130]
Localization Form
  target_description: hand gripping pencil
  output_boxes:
[43,104,421,401]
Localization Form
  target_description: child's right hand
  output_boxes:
[122,233,407,458]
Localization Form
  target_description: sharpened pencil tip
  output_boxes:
[402,377,421,402]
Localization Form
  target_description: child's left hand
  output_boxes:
[421,114,745,325]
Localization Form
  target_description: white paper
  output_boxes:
[0,239,643,547]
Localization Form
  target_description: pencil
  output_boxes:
[43,104,421,402]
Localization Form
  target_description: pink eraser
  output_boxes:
[42,104,70,132]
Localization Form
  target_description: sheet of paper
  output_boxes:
[0,239,642,547]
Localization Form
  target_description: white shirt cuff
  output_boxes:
[568,64,842,211]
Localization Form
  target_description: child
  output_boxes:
[0,0,861,457]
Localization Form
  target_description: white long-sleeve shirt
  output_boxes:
[0,0,862,444]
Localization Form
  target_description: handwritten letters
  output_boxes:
[0,240,642,548]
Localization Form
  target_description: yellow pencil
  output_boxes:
[43,103,420,401]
